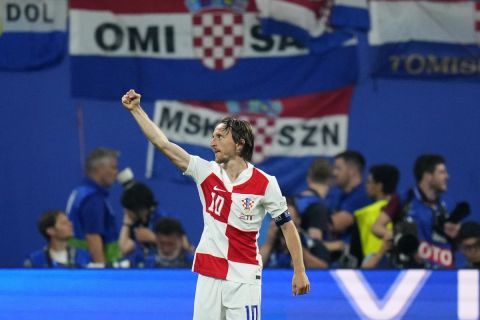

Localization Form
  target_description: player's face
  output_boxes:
[210,124,237,164]
[430,163,448,193]
[333,158,350,189]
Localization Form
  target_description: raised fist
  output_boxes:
[121,89,141,110]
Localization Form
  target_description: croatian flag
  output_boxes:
[255,0,370,53]
[146,86,353,194]
[369,0,480,80]
[69,0,358,101]
[0,0,67,70]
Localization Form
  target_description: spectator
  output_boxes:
[294,159,334,240]
[401,154,459,268]
[260,198,328,269]
[25,209,90,268]
[66,147,120,264]
[141,217,194,268]
[456,221,480,268]
[330,150,372,266]
[355,164,399,267]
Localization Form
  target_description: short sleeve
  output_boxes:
[263,176,288,219]
[80,194,106,235]
[183,155,212,184]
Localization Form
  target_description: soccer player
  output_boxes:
[121,89,310,319]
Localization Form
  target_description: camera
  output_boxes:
[387,220,424,268]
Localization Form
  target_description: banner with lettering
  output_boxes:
[0,0,67,71]
[146,86,352,195]
[69,0,358,101]
[256,0,369,53]
[369,0,480,80]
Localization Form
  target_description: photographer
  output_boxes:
[119,181,158,264]
[401,155,463,269]
[117,168,194,266]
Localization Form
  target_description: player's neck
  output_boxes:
[221,157,248,182]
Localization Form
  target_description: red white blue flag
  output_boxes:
[69,0,358,101]
[146,86,353,194]
[369,0,480,80]
[0,0,67,70]
[255,0,370,53]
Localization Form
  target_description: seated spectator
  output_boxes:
[356,164,399,266]
[456,221,480,269]
[260,198,328,269]
[141,217,194,268]
[25,209,91,268]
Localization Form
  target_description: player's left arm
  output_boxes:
[280,221,311,296]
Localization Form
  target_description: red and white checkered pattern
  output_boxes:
[192,9,244,70]
[241,116,276,164]
[185,156,287,284]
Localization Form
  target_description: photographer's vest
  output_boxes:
[66,181,120,263]
[354,199,392,257]
[403,187,453,269]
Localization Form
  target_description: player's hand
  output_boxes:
[292,270,310,296]
[121,89,141,111]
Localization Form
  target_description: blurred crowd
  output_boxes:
[24,147,480,269]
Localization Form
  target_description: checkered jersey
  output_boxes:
[184,156,288,284]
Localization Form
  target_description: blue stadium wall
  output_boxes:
[0,54,479,267]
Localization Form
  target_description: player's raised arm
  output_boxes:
[121,89,190,172]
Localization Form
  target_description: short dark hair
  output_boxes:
[121,182,157,212]
[413,154,445,183]
[308,159,332,184]
[85,147,119,173]
[219,117,254,162]
[154,217,185,237]
[37,209,63,241]
[369,164,400,194]
[335,150,365,173]
[457,221,480,243]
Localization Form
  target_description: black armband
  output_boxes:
[274,211,292,226]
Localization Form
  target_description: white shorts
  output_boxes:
[193,275,261,320]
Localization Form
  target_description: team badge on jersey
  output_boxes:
[187,0,247,70]
[240,197,255,220]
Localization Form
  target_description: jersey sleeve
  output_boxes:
[263,176,288,220]
[183,155,213,184]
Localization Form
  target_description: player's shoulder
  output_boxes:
[249,166,275,184]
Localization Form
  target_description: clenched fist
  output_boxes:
[121,89,141,110]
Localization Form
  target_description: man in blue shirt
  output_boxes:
[331,151,372,266]
[403,154,460,268]
[66,147,120,265]
[25,209,91,268]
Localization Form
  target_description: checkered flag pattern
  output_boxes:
[192,10,244,70]
[242,116,276,164]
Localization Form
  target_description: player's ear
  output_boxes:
[236,139,245,154]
